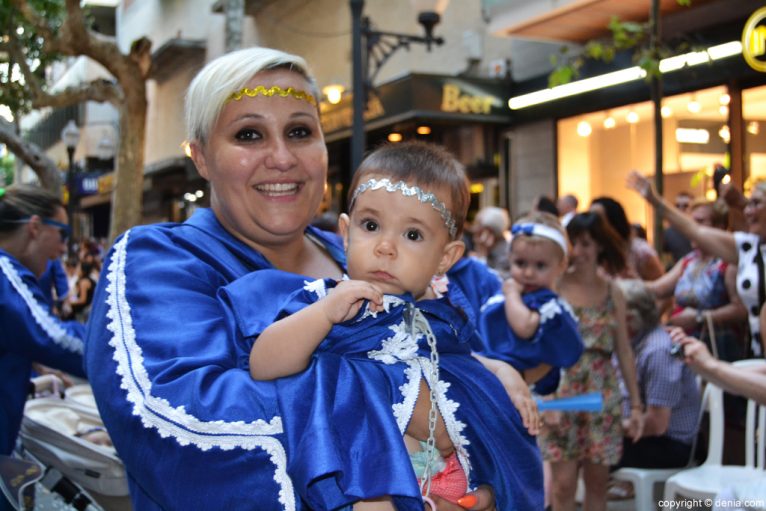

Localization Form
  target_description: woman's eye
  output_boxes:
[362,220,378,232]
[288,126,311,138]
[235,128,261,141]
[405,229,423,241]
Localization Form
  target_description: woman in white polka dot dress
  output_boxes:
[628,171,766,358]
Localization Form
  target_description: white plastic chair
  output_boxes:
[662,359,766,508]
[611,379,721,511]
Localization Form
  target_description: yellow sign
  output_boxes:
[441,84,495,114]
[743,6,766,72]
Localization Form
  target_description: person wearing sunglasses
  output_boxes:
[0,185,86,476]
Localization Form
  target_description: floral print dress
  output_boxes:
[538,290,623,465]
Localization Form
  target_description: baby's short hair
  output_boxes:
[349,141,470,238]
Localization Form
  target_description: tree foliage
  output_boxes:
[548,0,693,88]
[0,0,152,243]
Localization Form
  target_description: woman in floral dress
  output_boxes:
[539,212,644,511]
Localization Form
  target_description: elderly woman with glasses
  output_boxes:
[0,185,85,465]
[628,171,766,358]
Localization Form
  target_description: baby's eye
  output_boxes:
[234,128,262,141]
[362,220,379,232]
[536,263,547,270]
[405,229,423,241]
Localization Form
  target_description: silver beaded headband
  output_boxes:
[350,178,458,239]
[511,223,569,256]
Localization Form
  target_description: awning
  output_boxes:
[489,0,714,43]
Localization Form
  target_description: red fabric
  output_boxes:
[420,451,467,504]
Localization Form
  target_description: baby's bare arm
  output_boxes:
[503,279,540,339]
[249,280,383,380]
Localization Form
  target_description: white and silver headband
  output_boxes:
[349,178,458,239]
[511,223,568,256]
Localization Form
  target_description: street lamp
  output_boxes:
[349,0,448,174]
[61,120,80,252]
[96,131,116,163]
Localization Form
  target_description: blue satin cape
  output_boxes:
[475,288,584,395]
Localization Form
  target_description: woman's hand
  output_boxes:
[428,486,496,510]
[623,407,644,442]
[626,170,654,202]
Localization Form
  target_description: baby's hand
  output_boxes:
[323,280,384,324]
[502,278,524,298]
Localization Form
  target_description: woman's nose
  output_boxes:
[265,136,298,171]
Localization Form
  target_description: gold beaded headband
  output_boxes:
[226,85,317,106]
[350,178,458,239]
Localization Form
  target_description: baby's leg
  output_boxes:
[405,379,454,457]
[353,497,395,510]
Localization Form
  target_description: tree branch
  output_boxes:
[0,118,61,191]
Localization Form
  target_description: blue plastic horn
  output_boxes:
[536,392,603,412]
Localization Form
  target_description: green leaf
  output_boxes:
[549,66,574,87]
[690,170,704,188]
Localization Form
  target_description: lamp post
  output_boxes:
[349,0,447,175]
[61,120,80,253]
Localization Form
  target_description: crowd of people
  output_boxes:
[2,44,765,511]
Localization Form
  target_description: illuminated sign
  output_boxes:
[441,84,497,114]
[743,6,766,72]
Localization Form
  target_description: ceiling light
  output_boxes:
[719,125,730,144]
[661,106,673,118]
[747,121,760,135]
[322,84,345,105]
[719,93,731,105]
[603,116,616,129]
[416,126,432,135]
[626,111,640,124]
[676,127,710,144]
[577,121,592,137]
[719,105,729,116]
[388,132,403,142]
[508,41,742,110]
[687,97,702,113]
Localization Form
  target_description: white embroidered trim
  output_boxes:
[366,304,473,490]
[358,295,405,321]
[392,362,422,434]
[480,293,504,313]
[420,357,473,491]
[0,256,83,354]
[368,321,420,364]
[302,278,327,299]
[538,298,562,325]
[104,232,295,510]
[558,297,578,323]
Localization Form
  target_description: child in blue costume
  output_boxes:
[243,142,543,511]
[476,212,584,395]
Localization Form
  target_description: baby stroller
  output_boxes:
[6,384,131,511]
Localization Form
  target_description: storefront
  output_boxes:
[320,73,512,218]
[505,2,766,240]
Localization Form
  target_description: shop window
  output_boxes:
[557,85,731,243]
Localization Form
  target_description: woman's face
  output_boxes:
[191,69,328,248]
[745,187,766,237]
[23,206,68,277]
[569,231,600,271]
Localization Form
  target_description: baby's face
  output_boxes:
[509,238,565,292]
[341,179,461,300]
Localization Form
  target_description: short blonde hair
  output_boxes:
[185,47,319,143]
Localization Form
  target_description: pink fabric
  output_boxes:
[420,451,467,504]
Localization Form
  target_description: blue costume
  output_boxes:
[475,288,584,394]
[222,270,542,510]
[37,258,69,308]
[84,209,542,510]
[444,256,503,330]
[0,250,85,457]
